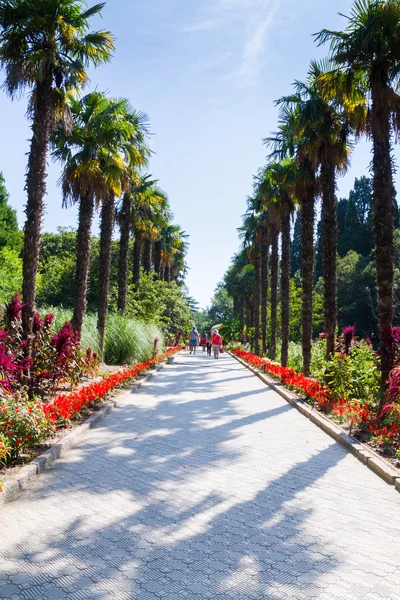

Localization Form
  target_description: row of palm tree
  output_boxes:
[230,0,400,384]
[0,1,188,358]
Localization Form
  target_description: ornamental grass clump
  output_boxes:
[103,314,164,365]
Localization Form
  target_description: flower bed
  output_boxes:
[233,350,378,436]
[1,346,182,466]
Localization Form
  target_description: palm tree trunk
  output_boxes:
[371,78,395,385]
[246,302,252,331]
[270,228,279,361]
[261,242,269,355]
[281,210,291,367]
[97,192,115,361]
[300,168,316,376]
[22,80,53,340]
[154,241,162,276]
[117,193,131,312]
[239,297,245,332]
[253,250,261,355]
[321,163,338,360]
[133,229,143,286]
[72,193,94,336]
[164,265,171,283]
[143,239,152,272]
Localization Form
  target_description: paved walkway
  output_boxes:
[0,352,400,600]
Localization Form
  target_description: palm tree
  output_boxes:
[224,250,249,333]
[129,180,168,286]
[97,100,150,358]
[316,0,400,381]
[117,174,156,310]
[142,187,170,273]
[279,61,356,360]
[51,92,135,335]
[258,160,297,366]
[0,0,114,338]
[159,225,188,283]
[239,200,262,354]
[269,225,279,361]
[267,106,318,376]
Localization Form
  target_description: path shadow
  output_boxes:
[1,352,375,599]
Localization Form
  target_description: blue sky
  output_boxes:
[1,0,400,308]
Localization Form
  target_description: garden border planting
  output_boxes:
[230,351,400,493]
[0,348,182,505]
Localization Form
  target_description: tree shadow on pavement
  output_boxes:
[1,353,396,599]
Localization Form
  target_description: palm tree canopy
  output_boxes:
[0,0,114,98]
[269,60,355,175]
[315,0,400,138]
[51,92,150,205]
[316,0,400,75]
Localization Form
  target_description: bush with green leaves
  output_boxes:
[287,341,302,372]
[0,391,55,459]
[325,341,380,407]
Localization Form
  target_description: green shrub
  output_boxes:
[310,338,328,381]
[325,341,380,406]
[287,341,303,372]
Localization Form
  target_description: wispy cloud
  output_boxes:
[236,0,281,83]
[178,0,293,85]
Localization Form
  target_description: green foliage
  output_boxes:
[40,306,167,366]
[325,342,380,406]
[126,271,191,341]
[0,172,21,252]
[37,228,77,307]
[310,338,328,381]
[206,286,234,326]
[103,315,164,365]
[338,177,373,258]
[0,391,54,459]
[337,250,377,339]
[0,247,22,305]
[287,341,303,372]
[289,278,323,342]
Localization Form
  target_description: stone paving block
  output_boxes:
[0,353,399,599]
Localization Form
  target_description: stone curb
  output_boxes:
[230,352,400,492]
[0,360,168,506]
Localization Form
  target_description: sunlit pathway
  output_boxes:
[1,352,400,599]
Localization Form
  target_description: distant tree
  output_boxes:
[0,172,21,251]
[207,286,234,327]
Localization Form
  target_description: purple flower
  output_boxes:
[33,312,42,334]
[51,322,79,367]
[0,329,11,343]
[43,314,55,328]
[5,293,25,326]
[391,326,400,342]
[342,325,356,354]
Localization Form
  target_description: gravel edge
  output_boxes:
[230,352,400,493]
[0,361,168,505]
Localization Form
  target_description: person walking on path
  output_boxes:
[212,329,223,359]
[206,331,212,356]
[189,327,199,354]
[201,331,207,351]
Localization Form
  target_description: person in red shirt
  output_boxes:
[211,330,222,359]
